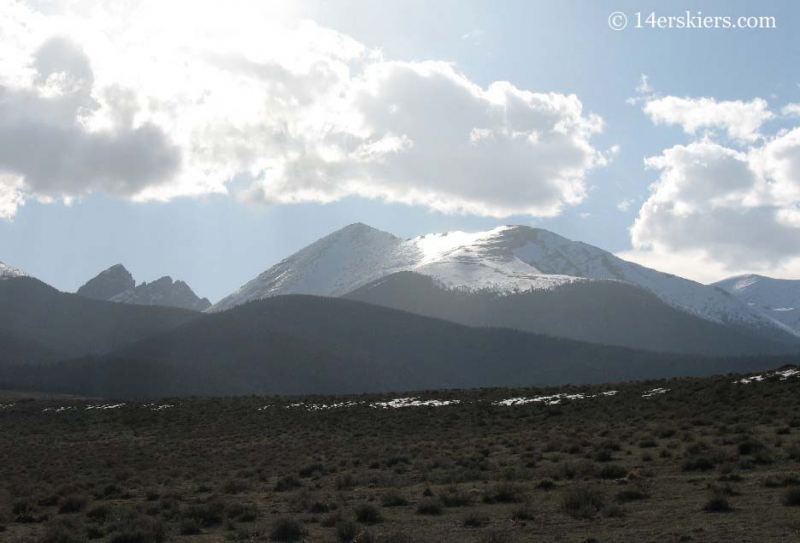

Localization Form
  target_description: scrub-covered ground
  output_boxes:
[2,367,800,542]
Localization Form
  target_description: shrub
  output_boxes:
[108,517,166,543]
[480,532,516,543]
[336,519,358,542]
[41,520,85,543]
[275,475,302,492]
[381,491,408,507]
[682,456,716,472]
[416,498,443,515]
[308,501,330,514]
[440,487,473,507]
[335,474,357,491]
[597,465,628,480]
[615,489,649,503]
[221,479,250,495]
[510,503,534,521]
[270,517,304,542]
[561,487,604,519]
[536,479,555,491]
[463,511,489,527]
[782,489,800,507]
[179,517,201,535]
[298,463,324,478]
[703,493,732,513]
[602,504,625,518]
[737,438,765,456]
[354,503,382,524]
[226,502,258,522]
[58,495,88,514]
[85,504,111,521]
[483,484,523,504]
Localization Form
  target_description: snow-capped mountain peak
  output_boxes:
[209,223,797,341]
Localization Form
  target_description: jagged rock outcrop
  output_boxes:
[77,265,210,311]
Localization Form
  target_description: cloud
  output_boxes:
[642,96,773,143]
[635,75,653,94]
[623,133,800,282]
[243,62,608,217]
[461,29,486,44]
[616,198,634,212]
[0,1,609,219]
[782,103,800,117]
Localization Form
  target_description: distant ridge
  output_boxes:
[714,274,800,333]
[2,295,792,398]
[77,264,211,311]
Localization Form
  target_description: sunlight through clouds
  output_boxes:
[0,0,610,219]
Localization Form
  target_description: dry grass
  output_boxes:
[1,369,800,541]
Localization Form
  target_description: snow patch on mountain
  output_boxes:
[713,274,800,333]
[0,262,28,280]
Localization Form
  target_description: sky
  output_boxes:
[2,0,800,302]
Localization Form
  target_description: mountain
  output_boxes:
[76,264,135,300]
[0,261,28,280]
[2,295,791,398]
[0,276,200,359]
[345,272,794,355]
[209,223,798,353]
[713,274,800,333]
[77,264,211,311]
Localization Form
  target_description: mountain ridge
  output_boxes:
[714,274,800,333]
[4,295,793,397]
[77,264,211,311]
[208,223,797,351]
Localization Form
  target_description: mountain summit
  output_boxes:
[210,223,780,328]
[208,223,797,354]
[77,264,211,311]
[714,274,800,333]
[76,264,135,301]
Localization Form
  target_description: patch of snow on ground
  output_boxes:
[642,388,669,398]
[270,398,461,411]
[85,403,126,410]
[494,390,617,406]
[42,406,76,413]
[370,398,461,409]
[775,368,800,379]
[737,367,800,384]
[142,403,174,411]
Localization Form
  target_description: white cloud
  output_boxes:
[643,96,773,143]
[616,198,634,212]
[0,0,609,219]
[636,74,653,94]
[461,29,486,42]
[782,103,800,117]
[0,175,25,219]
[624,133,800,282]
